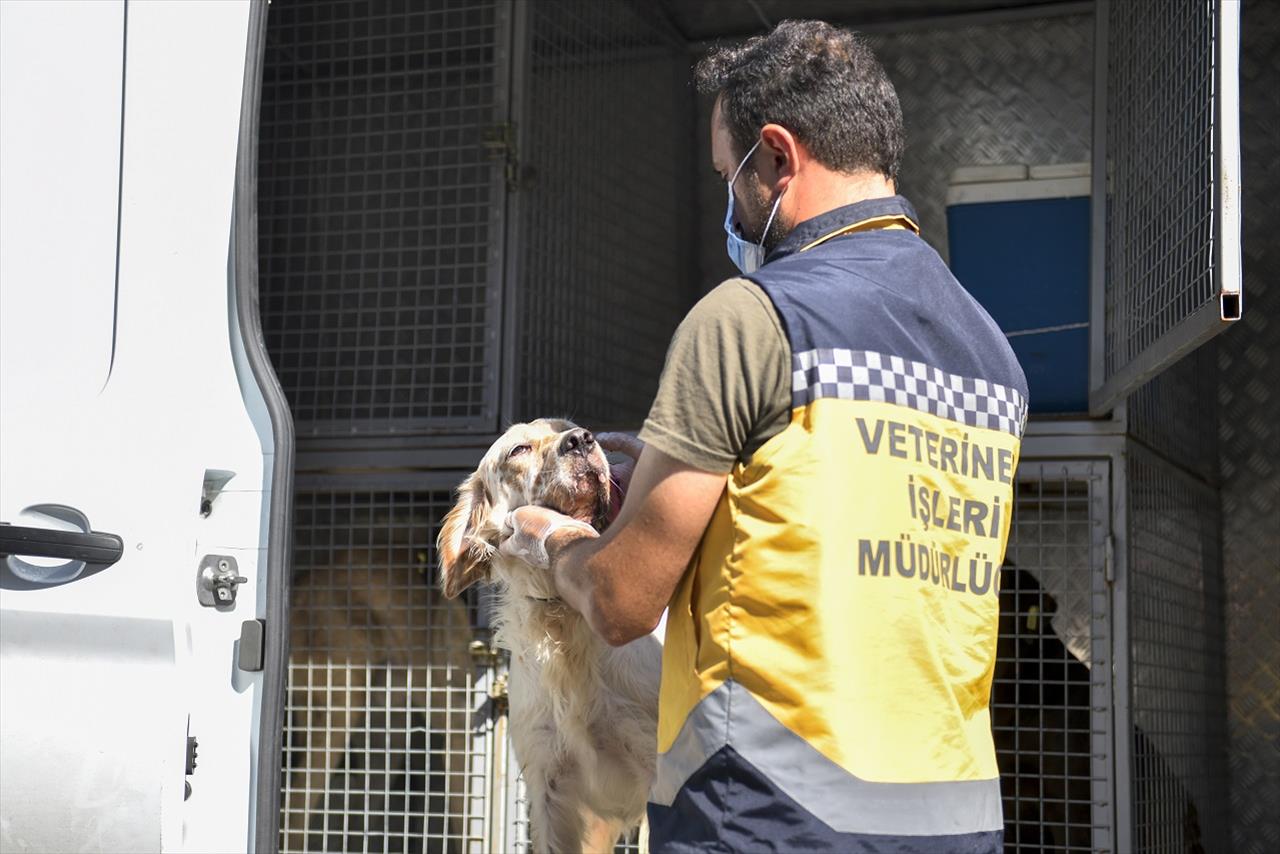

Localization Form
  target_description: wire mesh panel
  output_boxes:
[1126,342,1220,485]
[259,0,508,436]
[281,487,492,854]
[510,0,695,427]
[1125,447,1228,853]
[996,460,1113,852]
[1093,0,1240,412]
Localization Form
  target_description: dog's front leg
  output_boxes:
[525,759,591,854]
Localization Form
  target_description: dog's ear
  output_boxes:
[438,472,495,599]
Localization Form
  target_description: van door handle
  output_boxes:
[0,523,125,565]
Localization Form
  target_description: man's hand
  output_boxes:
[498,505,598,570]
[598,432,644,523]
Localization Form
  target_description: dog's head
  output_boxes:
[437,418,612,600]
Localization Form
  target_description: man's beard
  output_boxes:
[741,176,792,253]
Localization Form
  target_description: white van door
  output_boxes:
[0,1,290,852]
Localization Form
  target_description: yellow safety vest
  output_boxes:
[648,197,1027,852]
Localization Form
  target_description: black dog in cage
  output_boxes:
[993,565,1205,852]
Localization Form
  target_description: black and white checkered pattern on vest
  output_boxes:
[791,348,1029,438]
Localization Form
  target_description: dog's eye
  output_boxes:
[507,444,532,459]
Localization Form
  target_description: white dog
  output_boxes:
[438,419,661,853]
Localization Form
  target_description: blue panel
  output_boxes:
[1010,327,1090,413]
[947,195,1090,413]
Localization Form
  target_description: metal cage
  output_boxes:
[259,0,511,437]
[1123,446,1228,852]
[254,1,1239,851]
[998,459,1114,852]
[280,483,496,854]
[505,0,695,427]
[1090,0,1241,413]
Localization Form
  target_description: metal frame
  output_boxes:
[682,0,1093,45]
[1019,433,1130,851]
[234,2,296,849]
[485,0,515,433]
[1214,0,1243,324]
[1109,439,1134,853]
[498,0,529,429]
[279,476,497,854]
[1089,0,1243,415]
[251,0,1238,849]
[1001,455,1116,851]
[1119,439,1227,851]
[254,0,514,440]
[505,0,695,428]
[1088,0,1109,415]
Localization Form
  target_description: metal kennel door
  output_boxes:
[1121,444,1228,853]
[999,458,1115,852]
[1090,0,1242,413]
[281,479,498,854]
[258,0,513,438]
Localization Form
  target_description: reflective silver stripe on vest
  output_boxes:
[652,680,1004,836]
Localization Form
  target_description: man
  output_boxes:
[498,19,1027,853]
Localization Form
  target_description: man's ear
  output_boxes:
[437,473,496,599]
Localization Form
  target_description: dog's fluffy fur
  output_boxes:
[438,419,661,853]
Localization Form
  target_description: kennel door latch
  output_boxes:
[196,554,247,608]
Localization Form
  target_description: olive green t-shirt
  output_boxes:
[638,278,793,474]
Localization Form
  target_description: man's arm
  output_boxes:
[499,280,789,644]
[506,442,725,646]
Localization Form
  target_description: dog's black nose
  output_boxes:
[559,428,595,456]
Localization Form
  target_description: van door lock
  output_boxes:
[197,554,247,607]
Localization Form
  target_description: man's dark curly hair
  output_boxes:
[695,20,904,181]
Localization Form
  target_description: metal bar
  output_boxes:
[294,470,467,493]
[488,672,512,853]
[233,2,295,851]
[293,418,498,439]
[1109,444,1132,853]
[1089,459,1116,853]
[1089,301,1227,416]
[1215,0,1243,320]
[484,0,514,434]
[499,0,529,429]
[1088,0,1109,411]
[1021,433,1126,460]
[852,0,1095,33]
[1005,321,1090,338]
[684,0,1094,47]
[296,445,490,475]
[296,435,494,454]
[1025,412,1126,438]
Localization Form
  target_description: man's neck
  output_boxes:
[787,169,897,226]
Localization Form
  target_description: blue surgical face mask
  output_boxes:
[724,139,784,275]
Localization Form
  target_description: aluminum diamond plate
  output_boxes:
[869,17,1094,262]
[1220,9,1280,853]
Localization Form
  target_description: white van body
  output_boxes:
[0,2,288,851]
